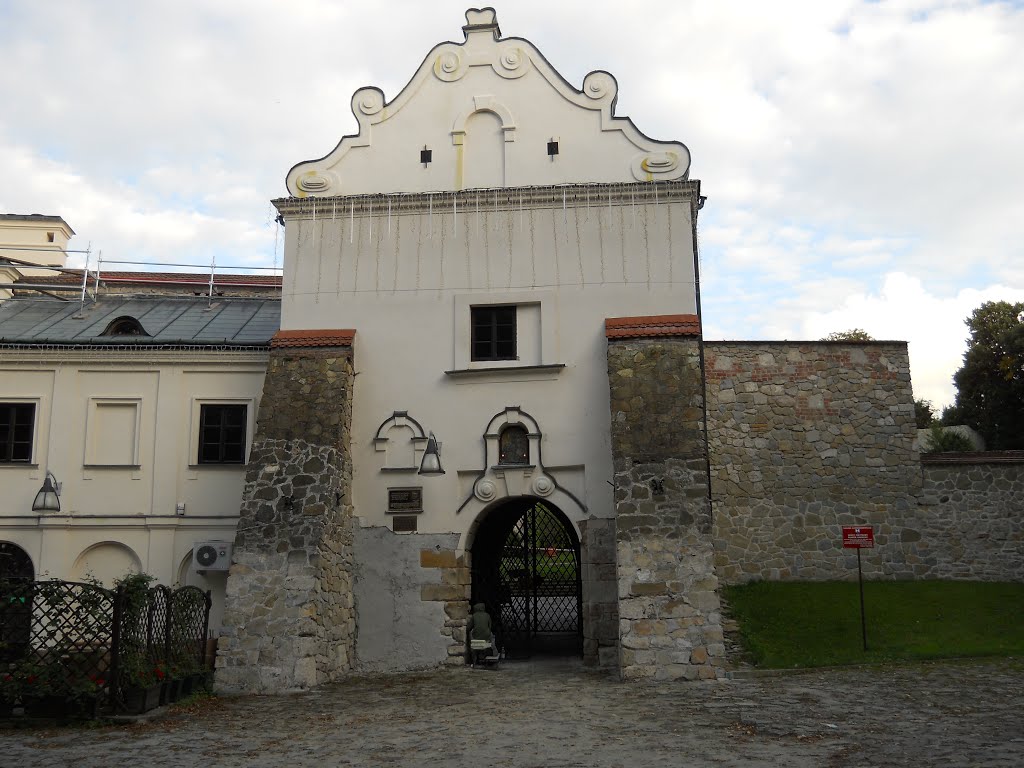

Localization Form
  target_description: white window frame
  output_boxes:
[452,290,555,371]
[0,397,41,466]
[189,397,255,467]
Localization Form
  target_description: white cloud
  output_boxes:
[800,273,1024,409]
[1,0,1022,404]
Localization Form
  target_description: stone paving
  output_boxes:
[2,657,1022,767]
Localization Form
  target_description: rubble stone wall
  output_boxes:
[217,345,355,693]
[706,341,1023,584]
[579,517,618,668]
[911,458,1024,581]
[608,336,725,681]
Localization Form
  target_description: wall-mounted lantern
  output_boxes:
[420,146,433,167]
[547,139,559,160]
[418,432,445,476]
[32,471,61,512]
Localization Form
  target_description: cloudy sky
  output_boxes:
[2,0,1022,408]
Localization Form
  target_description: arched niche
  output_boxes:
[71,542,142,587]
[373,410,428,471]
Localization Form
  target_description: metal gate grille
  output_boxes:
[474,502,581,658]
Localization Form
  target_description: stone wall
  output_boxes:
[704,341,1022,585]
[578,517,618,668]
[217,338,356,693]
[910,456,1023,581]
[706,341,920,583]
[607,329,725,681]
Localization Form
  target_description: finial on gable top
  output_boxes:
[463,7,501,40]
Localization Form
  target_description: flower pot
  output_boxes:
[23,694,69,719]
[121,684,163,714]
[161,678,181,705]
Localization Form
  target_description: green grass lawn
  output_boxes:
[724,580,1024,668]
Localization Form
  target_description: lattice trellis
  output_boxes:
[0,579,210,712]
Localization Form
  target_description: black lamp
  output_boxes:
[418,432,445,476]
[32,471,61,512]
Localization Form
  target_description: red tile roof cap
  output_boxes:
[605,314,701,339]
[271,329,355,348]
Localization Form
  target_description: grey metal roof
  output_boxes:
[0,296,280,346]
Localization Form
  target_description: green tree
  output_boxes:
[914,398,935,429]
[821,329,874,341]
[949,300,1024,450]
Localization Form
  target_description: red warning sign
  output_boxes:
[842,526,875,549]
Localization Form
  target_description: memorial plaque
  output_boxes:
[388,487,423,513]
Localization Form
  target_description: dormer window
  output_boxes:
[498,425,529,465]
[100,316,149,337]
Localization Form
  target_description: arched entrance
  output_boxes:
[471,497,582,659]
[0,542,34,662]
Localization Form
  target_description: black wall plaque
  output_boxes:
[388,487,423,513]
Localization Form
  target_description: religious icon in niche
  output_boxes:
[498,425,529,465]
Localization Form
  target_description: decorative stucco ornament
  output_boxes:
[494,45,531,79]
[434,49,467,82]
[474,478,497,502]
[532,474,555,497]
[354,88,385,116]
[295,172,337,194]
[283,8,691,196]
[631,151,681,182]
[582,71,617,102]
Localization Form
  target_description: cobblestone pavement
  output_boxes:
[2,658,1021,767]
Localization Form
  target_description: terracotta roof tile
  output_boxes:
[605,314,701,339]
[271,329,355,348]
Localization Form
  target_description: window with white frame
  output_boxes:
[471,305,517,361]
[198,403,247,464]
[0,402,35,463]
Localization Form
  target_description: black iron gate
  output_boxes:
[472,501,582,658]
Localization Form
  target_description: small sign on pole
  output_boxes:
[842,526,874,651]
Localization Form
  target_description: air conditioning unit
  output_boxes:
[193,541,233,572]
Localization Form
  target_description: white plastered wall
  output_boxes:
[0,352,266,633]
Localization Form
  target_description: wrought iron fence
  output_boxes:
[0,578,211,715]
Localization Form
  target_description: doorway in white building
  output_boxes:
[470,497,582,659]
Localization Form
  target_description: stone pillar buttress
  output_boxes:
[606,315,725,681]
[216,329,356,693]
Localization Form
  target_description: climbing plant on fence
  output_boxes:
[0,577,211,716]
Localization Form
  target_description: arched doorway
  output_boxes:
[0,542,34,662]
[0,541,33,581]
[471,497,582,659]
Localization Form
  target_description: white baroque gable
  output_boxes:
[286,8,690,197]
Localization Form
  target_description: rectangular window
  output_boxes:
[198,404,247,464]
[0,403,35,463]
[471,306,517,361]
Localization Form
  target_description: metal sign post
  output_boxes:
[842,526,875,651]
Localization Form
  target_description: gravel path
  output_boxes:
[2,658,1021,767]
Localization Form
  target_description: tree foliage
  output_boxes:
[821,328,874,342]
[949,300,1024,450]
[914,398,935,429]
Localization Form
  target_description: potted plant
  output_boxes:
[16,659,66,718]
[120,660,164,714]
